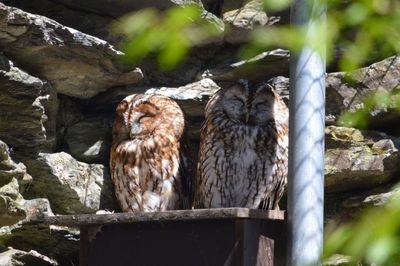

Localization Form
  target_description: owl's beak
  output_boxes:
[245,112,249,123]
[130,123,142,138]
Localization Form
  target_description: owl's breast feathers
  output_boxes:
[111,132,185,211]
[196,81,288,209]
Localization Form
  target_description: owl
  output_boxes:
[110,94,191,212]
[194,79,288,210]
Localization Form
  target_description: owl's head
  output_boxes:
[112,94,185,142]
[207,79,287,127]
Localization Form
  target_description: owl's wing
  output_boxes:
[258,175,286,210]
[258,141,288,210]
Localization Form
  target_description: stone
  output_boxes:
[324,182,400,227]
[88,78,221,117]
[145,78,221,117]
[202,49,290,81]
[342,185,400,209]
[223,0,273,44]
[0,1,226,88]
[0,55,57,159]
[323,254,353,266]
[325,126,400,193]
[48,0,202,18]
[0,191,69,264]
[0,192,53,226]
[23,152,117,214]
[0,224,79,265]
[0,178,26,227]
[0,1,225,88]
[326,55,400,129]
[0,164,52,226]
[325,126,365,149]
[2,0,222,47]
[64,116,113,164]
[372,139,398,154]
[202,9,225,32]
[24,198,54,222]
[56,95,85,129]
[325,147,397,193]
[0,141,32,187]
[0,248,58,266]
[224,1,268,29]
[138,54,208,86]
[3,0,120,45]
[128,12,223,86]
[0,3,143,99]
[55,94,86,153]
[201,0,241,15]
[351,55,400,93]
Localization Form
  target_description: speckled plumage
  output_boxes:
[194,80,288,209]
[110,94,191,212]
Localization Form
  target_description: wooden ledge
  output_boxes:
[40,208,285,227]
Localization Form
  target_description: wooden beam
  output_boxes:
[34,208,285,227]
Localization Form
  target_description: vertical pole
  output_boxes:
[287,0,326,265]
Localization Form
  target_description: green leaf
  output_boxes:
[113,9,158,36]
[113,4,221,68]
[338,110,369,129]
[166,5,202,27]
[344,2,371,26]
[263,0,291,11]
[158,31,189,70]
[366,237,395,264]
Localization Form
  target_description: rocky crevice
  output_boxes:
[0,1,399,265]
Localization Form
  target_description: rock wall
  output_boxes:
[0,0,399,264]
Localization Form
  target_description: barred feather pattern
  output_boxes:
[110,94,191,212]
[194,80,288,209]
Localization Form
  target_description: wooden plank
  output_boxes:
[79,226,89,266]
[37,208,285,227]
[234,219,245,266]
[257,236,274,266]
[240,219,275,266]
[261,219,287,265]
[80,218,286,266]
[84,219,238,266]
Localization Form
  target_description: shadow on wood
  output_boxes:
[41,208,286,266]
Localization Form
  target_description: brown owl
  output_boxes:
[110,94,191,212]
[194,79,288,209]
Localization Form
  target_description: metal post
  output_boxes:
[287,0,326,265]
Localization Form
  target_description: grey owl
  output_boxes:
[194,80,289,209]
[110,94,191,212]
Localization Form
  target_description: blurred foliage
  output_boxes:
[116,0,400,264]
[251,0,400,131]
[338,90,400,129]
[324,186,400,265]
[115,0,400,72]
[247,0,400,70]
[113,4,222,70]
